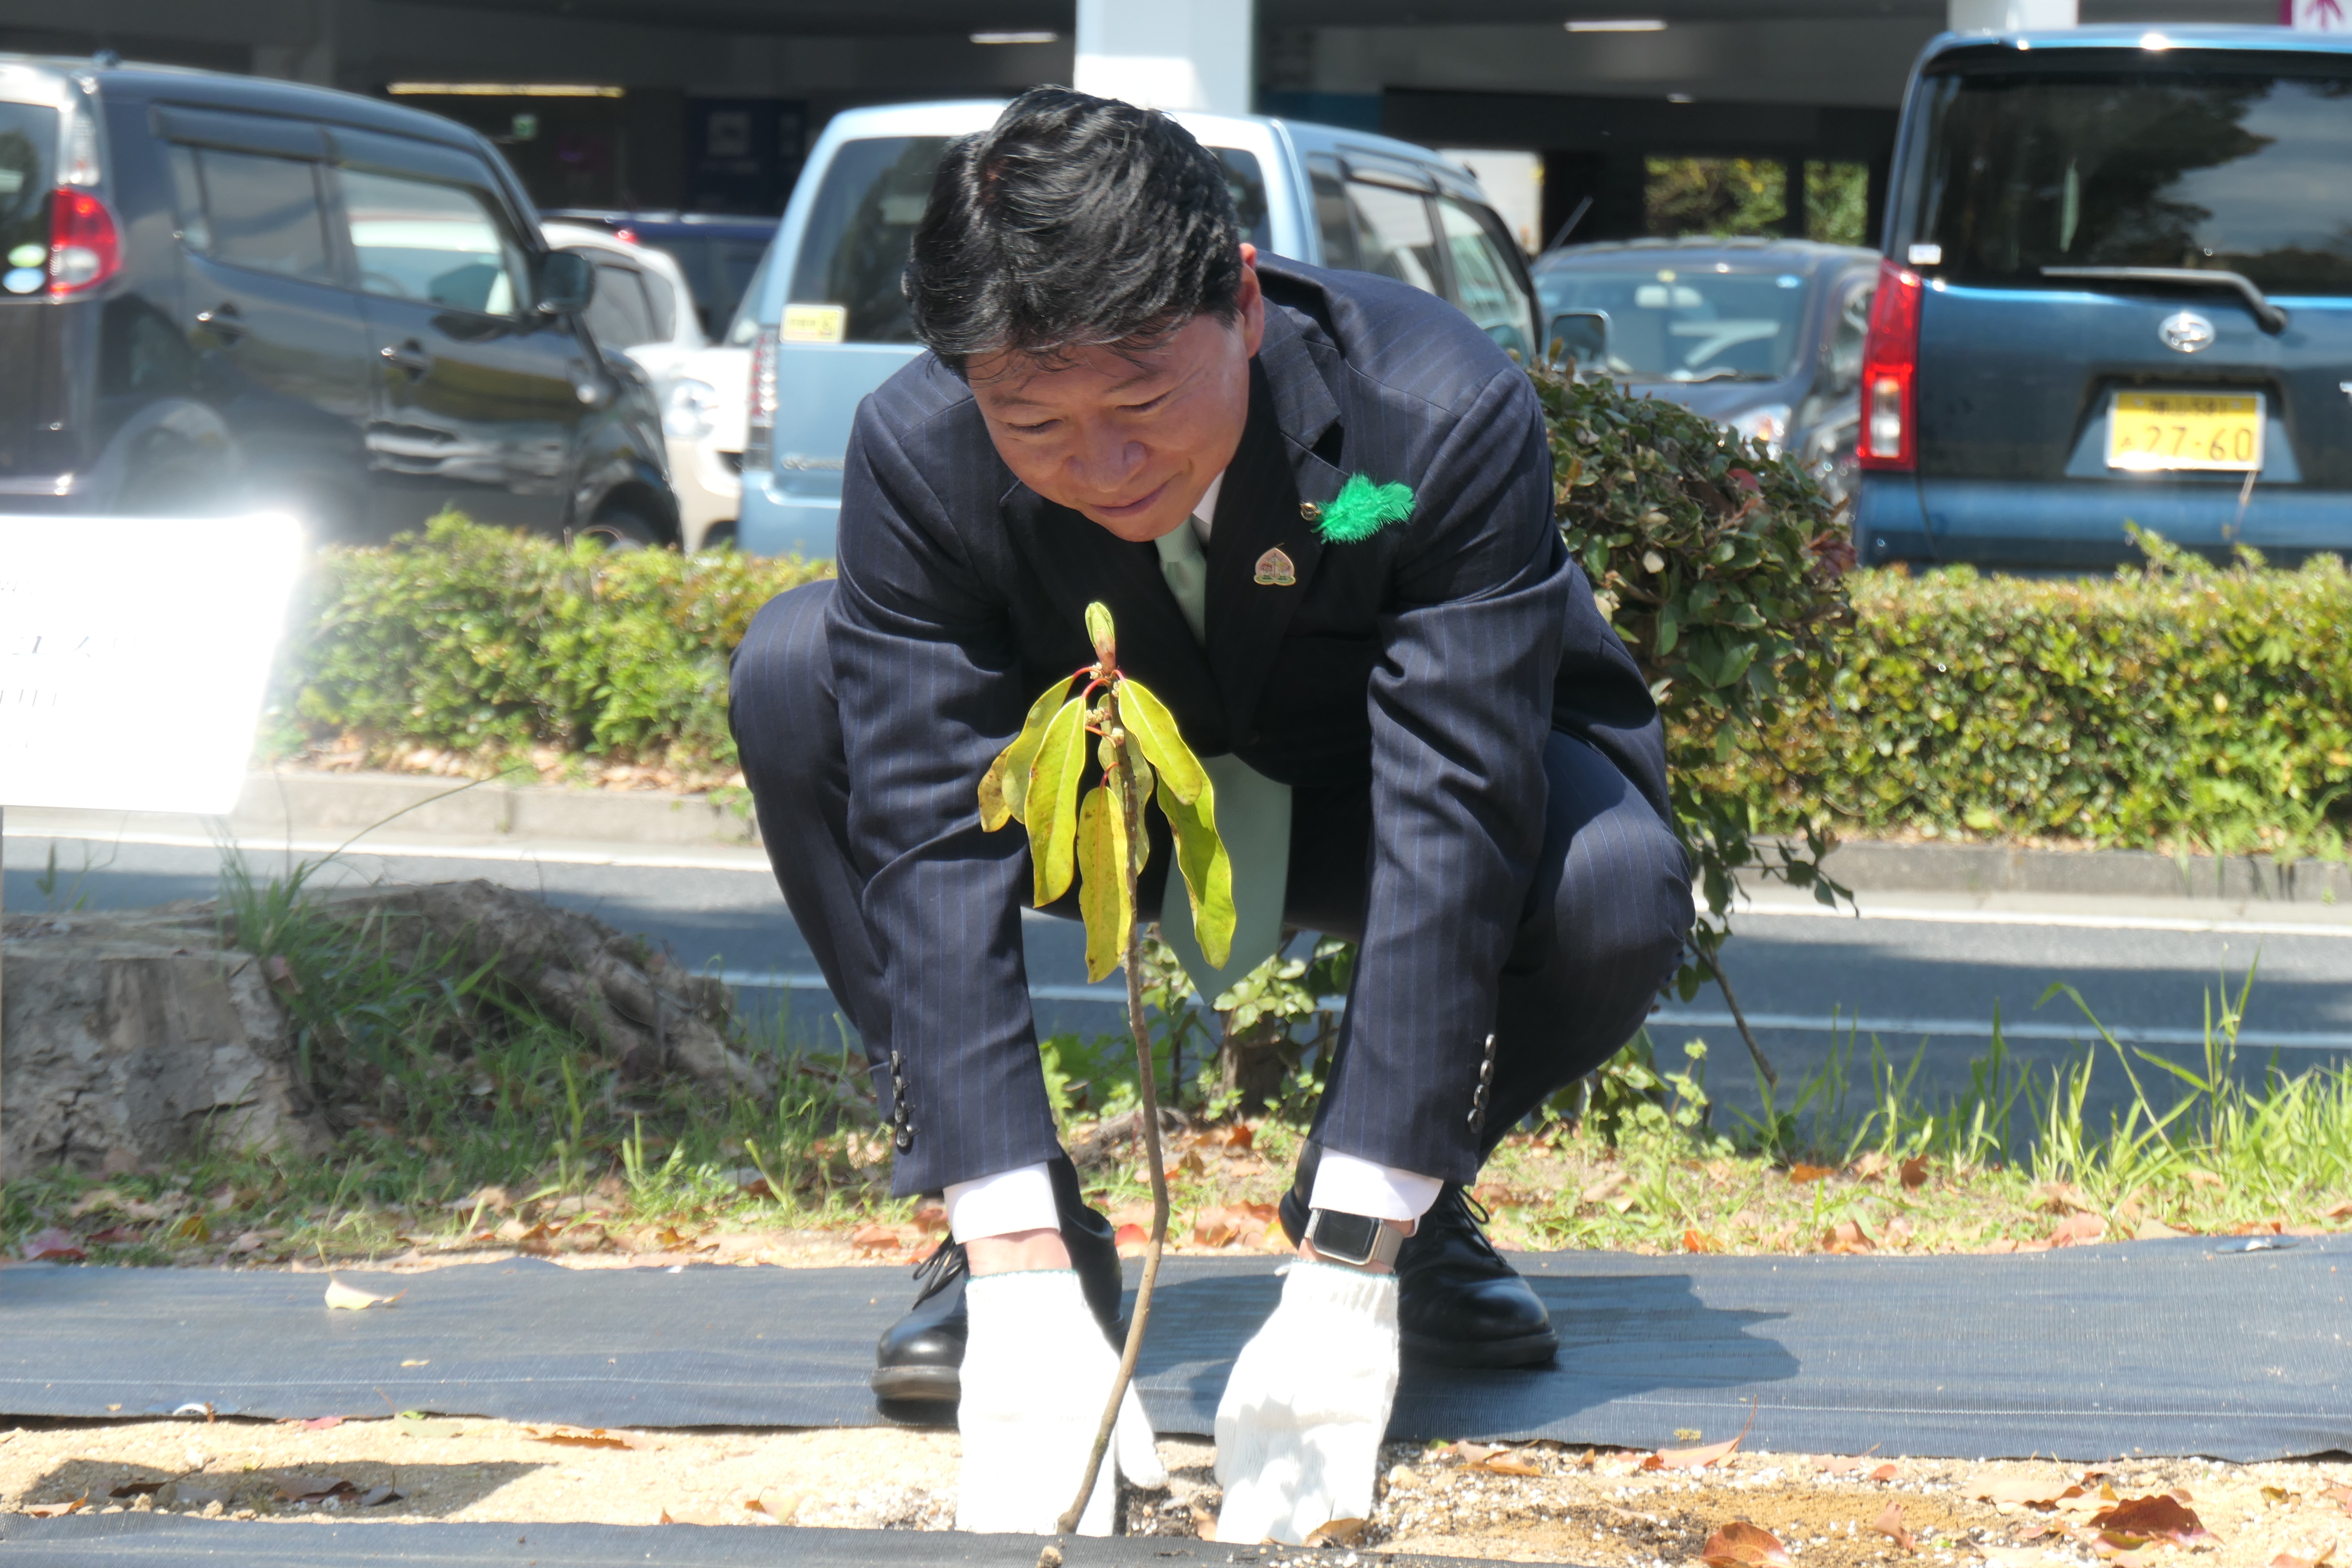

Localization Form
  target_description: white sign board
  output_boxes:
[0,514,304,815]
[2286,0,2350,29]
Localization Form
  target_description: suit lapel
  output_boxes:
[1203,311,1348,744]
[998,479,1231,755]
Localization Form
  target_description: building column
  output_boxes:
[1948,0,2076,30]
[1073,0,1255,115]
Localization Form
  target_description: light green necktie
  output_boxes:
[1153,519,1292,1002]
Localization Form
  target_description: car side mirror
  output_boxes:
[1547,310,1608,371]
[536,250,596,315]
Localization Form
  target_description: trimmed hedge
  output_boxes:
[1760,538,2352,857]
[273,514,829,783]
[270,514,2352,861]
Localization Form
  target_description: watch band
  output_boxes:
[1304,1207,1406,1269]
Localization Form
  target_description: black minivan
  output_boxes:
[1858,26,2352,570]
[0,55,676,544]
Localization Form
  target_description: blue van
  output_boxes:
[735,101,1541,559]
[1858,26,2352,570]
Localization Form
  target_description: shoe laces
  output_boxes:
[1428,1184,1503,1262]
[910,1236,967,1304]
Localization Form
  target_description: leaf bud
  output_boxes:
[1084,601,1118,668]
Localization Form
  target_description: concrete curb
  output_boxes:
[11,771,2349,907]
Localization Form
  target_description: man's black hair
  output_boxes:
[905,86,1243,371]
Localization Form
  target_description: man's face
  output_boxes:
[967,245,1265,543]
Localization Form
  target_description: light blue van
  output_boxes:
[735,100,1541,558]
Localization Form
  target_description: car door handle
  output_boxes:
[380,341,432,376]
[194,305,245,339]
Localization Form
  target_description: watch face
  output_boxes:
[1311,1210,1383,1262]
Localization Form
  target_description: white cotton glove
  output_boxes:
[956,1269,1167,1536]
[1213,1260,1401,1546]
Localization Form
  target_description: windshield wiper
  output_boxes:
[2040,266,2288,334]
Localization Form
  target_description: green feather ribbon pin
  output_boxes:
[1311,473,1414,544]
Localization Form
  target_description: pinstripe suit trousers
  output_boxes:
[732,578,1694,1173]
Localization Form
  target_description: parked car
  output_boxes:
[0,54,676,545]
[1859,24,2352,570]
[541,210,775,340]
[734,101,1543,558]
[545,220,741,549]
[1533,236,1879,505]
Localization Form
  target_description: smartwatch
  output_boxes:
[1304,1208,1405,1269]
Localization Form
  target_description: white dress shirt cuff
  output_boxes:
[1309,1152,1444,1223]
[944,1162,1060,1243]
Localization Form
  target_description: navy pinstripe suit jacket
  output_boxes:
[827,256,1667,1194]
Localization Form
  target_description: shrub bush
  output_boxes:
[1765,534,2352,859]
[273,514,828,784]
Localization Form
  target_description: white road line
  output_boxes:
[1737,895,2352,938]
[1651,1008,2352,1052]
[3,826,773,873]
[719,972,2352,1052]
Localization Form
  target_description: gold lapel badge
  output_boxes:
[1253,548,1297,587]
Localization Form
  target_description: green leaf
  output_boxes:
[1076,780,1131,984]
[1025,695,1090,906]
[979,677,1073,831]
[1156,770,1234,969]
[1084,601,1118,668]
[1116,677,1207,804]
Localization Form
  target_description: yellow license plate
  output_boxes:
[2107,391,2265,472]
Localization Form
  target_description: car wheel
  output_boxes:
[577,506,664,550]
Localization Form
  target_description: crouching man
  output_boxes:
[731,87,1692,1542]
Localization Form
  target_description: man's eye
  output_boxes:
[1008,419,1058,435]
[1122,394,1169,415]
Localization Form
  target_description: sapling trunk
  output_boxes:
[1057,698,1169,1535]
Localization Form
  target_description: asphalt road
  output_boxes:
[8,829,2349,1141]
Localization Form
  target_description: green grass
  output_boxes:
[4,856,2349,1265]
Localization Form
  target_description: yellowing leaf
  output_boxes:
[322,1277,405,1311]
[1025,695,1091,906]
[1700,1521,1795,1568]
[979,679,1072,831]
[1157,769,1233,968]
[1077,782,1132,984]
[1117,677,1207,805]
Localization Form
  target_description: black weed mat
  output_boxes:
[0,1515,1500,1566]
[3,1238,2347,1459]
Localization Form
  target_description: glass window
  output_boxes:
[1917,59,2352,294]
[1826,279,1870,395]
[582,258,656,347]
[1533,265,1810,383]
[1436,195,1534,359]
[1206,147,1271,252]
[787,135,951,344]
[1308,155,1359,271]
[1345,181,1441,294]
[723,235,778,345]
[190,148,332,283]
[337,167,521,315]
[0,103,55,294]
[648,233,769,336]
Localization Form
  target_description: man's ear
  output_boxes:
[1236,243,1266,358]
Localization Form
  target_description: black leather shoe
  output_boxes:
[1278,1143,1558,1369]
[870,1157,1124,1406]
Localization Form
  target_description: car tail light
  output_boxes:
[1859,257,1923,472]
[744,325,779,472]
[48,188,120,294]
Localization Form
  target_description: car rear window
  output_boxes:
[1914,55,2352,295]
[0,102,55,297]
[646,233,769,336]
[1535,265,1811,383]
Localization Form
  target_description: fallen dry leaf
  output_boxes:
[1822,1219,1875,1254]
[1814,1455,1872,1475]
[1872,1502,1920,1552]
[1305,1519,1366,1547]
[1219,1123,1256,1151]
[18,1495,88,1518]
[1853,1151,1890,1181]
[911,1204,948,1236]
[2051,1212,2110,1247]
[322,1277,404,1311]
[2184,1169,2226,1191]
[2089,1494,2215,1547]
[359,1485,401,1507]
[2326,1486,2352,1514]
[1900,1155,1931,1189]
[1871,1462,1902,1482]
[2035,1182,2094,1213]
[1113,1222,1148,1250]
[1581,1172,1632,1206]
[847,1223,903,1254]
[1646,1434,1742,1471]
[19,1226,85,1262]
[1788,1163,1836,1184]
[1476,1451,1544,1477]
[2321,1200,2352,1222]
[528,1427,642,1450]
[294,1416,345,1432]
[1684,1228,1723,1254]
[1700,1521,1796,1568]
[1979,1477,2072,1509]
[2269,1548,2334,1568]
